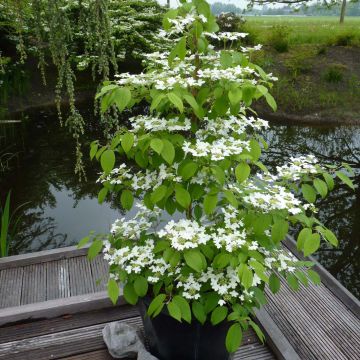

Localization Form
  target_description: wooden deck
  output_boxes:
[0,238,359,359]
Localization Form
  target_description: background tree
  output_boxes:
[247,0,359,23]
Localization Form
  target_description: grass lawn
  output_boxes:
[243,16,360,46]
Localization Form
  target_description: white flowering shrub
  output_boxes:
[83,0,354,353]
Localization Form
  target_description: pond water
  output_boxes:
[0,105,359,298]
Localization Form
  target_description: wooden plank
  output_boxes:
[235,343,276,360]
[283,236,360,319]
[265,275,360,360]
[255,308,301,360]
[0,246,89,270]
[0,305,139,344]
[47,259,71,300]
[0,267,24,308]
[60,349,113,360]
[89,256,108,292]
[69,256,95,296]
[265,280,353,360]
[0,292,125,327]
[0,312,268,360]
[21,263,47,305]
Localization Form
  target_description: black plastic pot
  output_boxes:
[138,298,233,360]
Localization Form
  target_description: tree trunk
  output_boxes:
[340,0,346,24]
[167,0,170,8]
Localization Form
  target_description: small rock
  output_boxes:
[102,322,158,360]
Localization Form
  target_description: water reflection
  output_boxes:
[263,125,360,298]
[0,109,359,298]
[0,107,123,254]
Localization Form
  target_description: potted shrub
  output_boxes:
[82,1,354,358]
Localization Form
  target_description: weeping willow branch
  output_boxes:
[1,0,165,179]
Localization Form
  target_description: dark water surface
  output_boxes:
[0,107,359,298]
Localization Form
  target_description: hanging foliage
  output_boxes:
[0,0,165,178]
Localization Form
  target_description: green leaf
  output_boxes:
[271,220,289,244]
[168,92,184,112]
[213,253,231,269]
[297,228,312,251]
[151,185,168,204]
[90,143,98,160]
[228,88,242,106]
[161,140,175,165]
[167,301,182,322]
[302,184,317,203]
[249,139,262,161]
[313,178,328,198]
[223,190,238,208]
[184,249,204,272]
[148,294,167,317]
[98,187,108,204]
[78,236,90,249]
[124,283,138,305]
[241,265,253,290]
[336,171,355,190]
[249,320,265,343]
[101,149,115,174]
[323,173,335,191]
[303,233,320,256]
[308,269,321,285]
[192,301,206,324]
[265,92,277,111]
[134,276,148,297]
[180,161,198,181]
[211,306,228,325]
[203,194,218,215]
[114,87,131,112]
[269,273,281,294]
[287,273,299,291]
[87,240,103,260]
[150,139,164,154]
[173,295,191,323]
[121,190,134,210]
[121,133,135,154]
[204,293,221,313]
[220,51,233,68]
[108,279,119,305]
[226,323,242,353]
[323,228,338,246]
[151,93,166,112]
[175,186,191,209]
[235,163,250,183]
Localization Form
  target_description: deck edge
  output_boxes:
[255,307,301,360]
[284,236,360,319]
[0,291,124,327]
[0,245,89,270]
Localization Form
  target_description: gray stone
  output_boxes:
[102,322,158,360]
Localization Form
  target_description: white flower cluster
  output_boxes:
[158,12,207,38]
[130,115,191,133]
[182,115,267,161]
[276,155,320,181]
[183,137,250,161]
[104,204,301,305]
[111,203,161,240]
[158,219,211,251]
[203,31,248,41]
[213,207,247,252]
[228,179,304,215]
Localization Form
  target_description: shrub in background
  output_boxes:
[268,25,290,53]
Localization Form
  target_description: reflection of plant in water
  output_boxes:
[263,125,360,297]
[9,207,67,254]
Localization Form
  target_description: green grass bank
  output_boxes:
[243,16,360,124]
